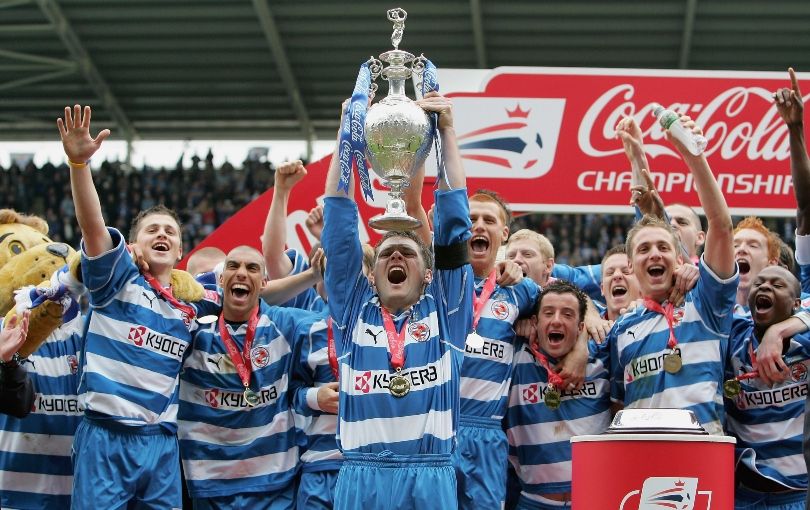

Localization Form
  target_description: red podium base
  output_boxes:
[571,434,735,510]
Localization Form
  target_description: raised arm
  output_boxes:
[262,160,307,280]
[403,162,432,246]
[260,267,321,306]
[616,116,654,199]
[416,92,465,190]
[324,100,354,199]
[774,68,810,235]
[669,117,734,278]
[56,105,111,257]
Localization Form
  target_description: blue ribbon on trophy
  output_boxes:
[417,57,448,189]
[337,61,375,201]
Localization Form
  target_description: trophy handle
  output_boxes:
[412,55,427,100]
[367,56,383,101]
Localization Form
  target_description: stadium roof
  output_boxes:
[2,0,809,147]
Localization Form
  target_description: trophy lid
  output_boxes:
[605,408,708,435]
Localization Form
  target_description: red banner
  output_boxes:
[183,67,802,265]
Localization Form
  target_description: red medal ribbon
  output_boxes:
[218,306,260,390]
[380,308,408,371]
[528,344,564,388]
[327,317,339,380]
[143,272,197,321]
[642,298,678,350]
[472,270,498,330]
[735,342,760,382]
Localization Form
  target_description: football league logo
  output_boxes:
[408,322,431,342]
[621,477,712,510]
[431,97,565,179]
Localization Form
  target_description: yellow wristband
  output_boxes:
[68,159,88,168]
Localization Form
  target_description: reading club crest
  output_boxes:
[251,346,270,368]
[491,300,511,320]
[67,354,79,375]
[408,322,431,342]
[791,362,807,382]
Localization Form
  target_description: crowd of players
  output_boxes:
[0,69,809,510]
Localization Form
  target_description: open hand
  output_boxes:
[56,105,110,164]
[0,310,30,362]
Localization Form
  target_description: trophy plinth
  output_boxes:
[363,8,432,232]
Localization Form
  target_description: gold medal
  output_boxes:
[544,386,561,410]
[243,387,260,407]
[389,372,411,398]
[663,352,682,374]
[723,379,742,399]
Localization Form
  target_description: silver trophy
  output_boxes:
[365,8,433,231]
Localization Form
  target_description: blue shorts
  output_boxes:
[333,452,456,510]
[735,486,806,510]
[452,416,508,510]
[297,469,339,510]
[71,418,180,510]
[192,484,295,510]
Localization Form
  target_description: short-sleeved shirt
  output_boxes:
[725,318,810,490]
[459,278,539,420]
[507,338,611,498]
[609,257,738,435]
[178,302,315,498]
[0,313,84,509]
[78,228,220,432]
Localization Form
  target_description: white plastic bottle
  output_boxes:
[651,104,708,156]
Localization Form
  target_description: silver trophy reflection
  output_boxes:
[365,8,433,231]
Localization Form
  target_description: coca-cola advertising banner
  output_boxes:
[183,66,802,264]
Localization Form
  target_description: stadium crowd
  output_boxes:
[0,69,809,510]
[0,158,799,267]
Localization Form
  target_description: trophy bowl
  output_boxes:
[365,87,432,231]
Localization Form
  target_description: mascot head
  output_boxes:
[0,209,76,315]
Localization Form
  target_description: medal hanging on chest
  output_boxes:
[219,307,260,407]
[529,344,564,411]
[467,270,497,349]
[724,342,760,399]
[381,307,410,398]
[643,298,682,374]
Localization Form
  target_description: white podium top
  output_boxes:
[571,434,736,444]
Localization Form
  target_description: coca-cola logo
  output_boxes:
[579,83,797,162]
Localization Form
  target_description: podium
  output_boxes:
[571,410,735,510]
